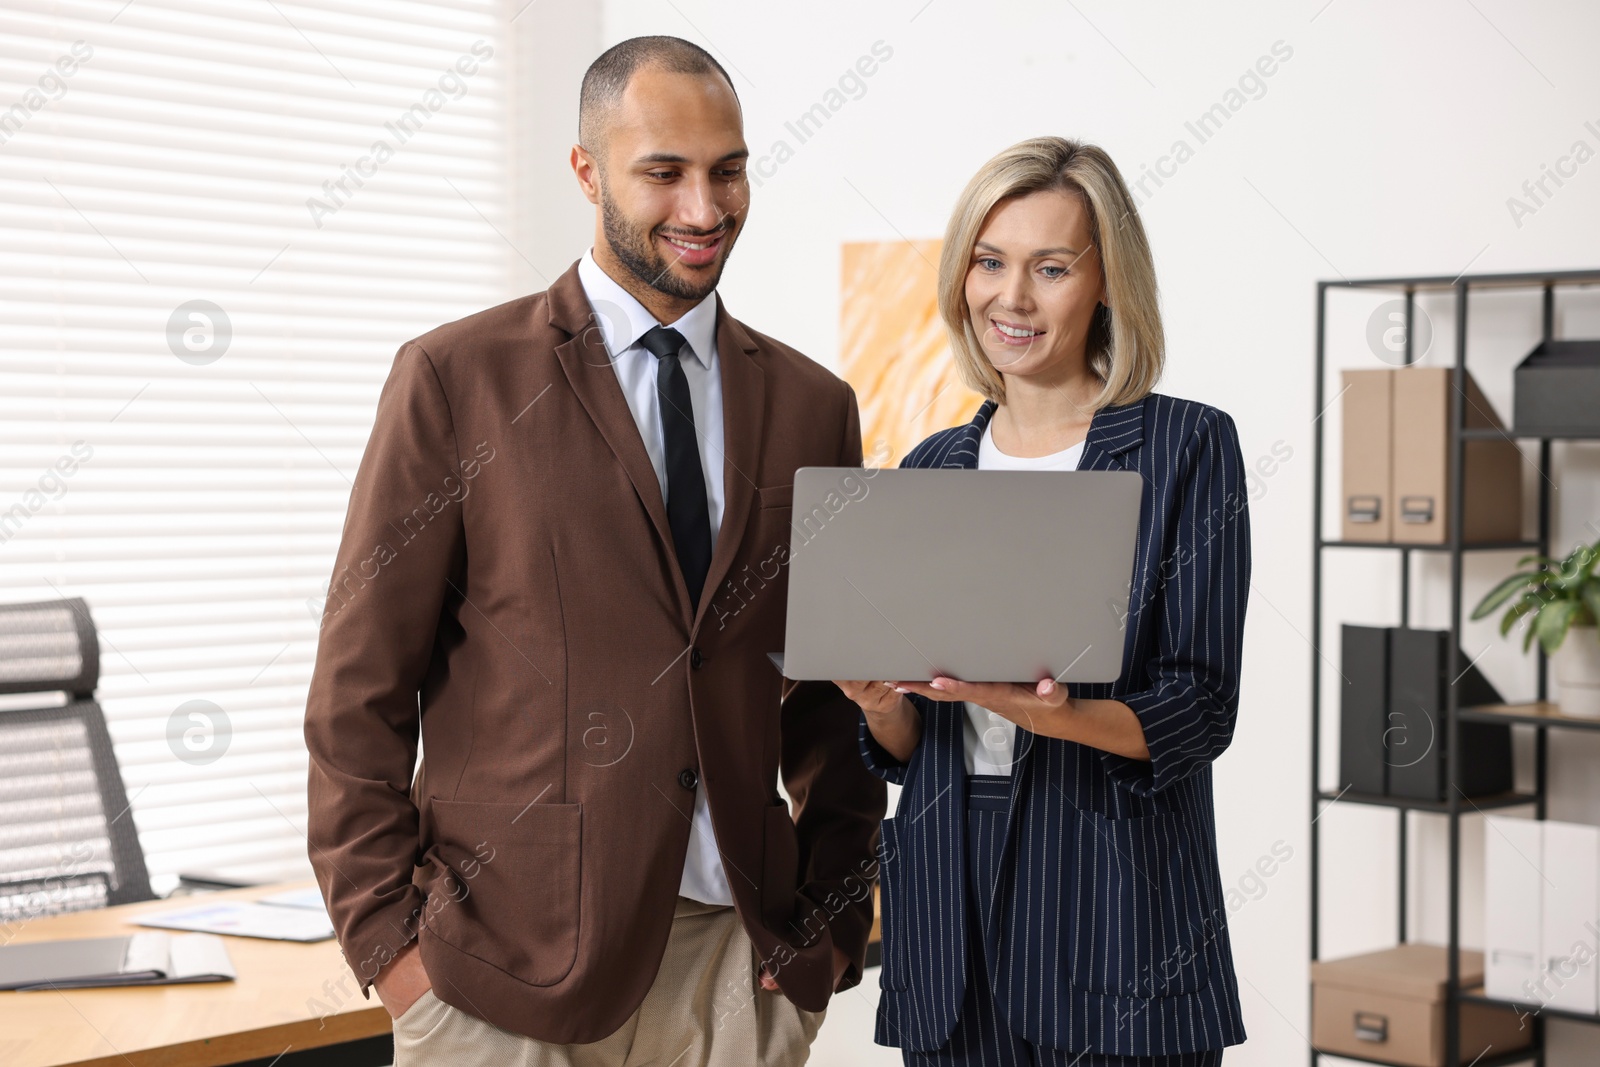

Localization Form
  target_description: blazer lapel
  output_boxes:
[942,400,993,469]
[693,302,765,632]
[1079,395,1146,470]
[546,261,769,629]
[546,262,677,579]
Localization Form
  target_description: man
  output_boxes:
[304,35,885,1066]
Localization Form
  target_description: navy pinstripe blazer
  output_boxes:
[860,393,1250,1057]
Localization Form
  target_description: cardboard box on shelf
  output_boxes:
[1311,944,1531,1067]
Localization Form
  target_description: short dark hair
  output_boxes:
[578,36,739,160]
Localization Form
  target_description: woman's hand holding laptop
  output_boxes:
[838,676,1072,765]
[833,680,922,763]
[841,674,1151,763]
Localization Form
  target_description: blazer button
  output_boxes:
[678,768,698,790]
[689,647,704,669]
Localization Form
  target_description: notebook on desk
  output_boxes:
[0,931,235,990]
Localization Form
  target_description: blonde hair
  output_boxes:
[937,137,1163,409]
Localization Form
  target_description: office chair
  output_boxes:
[0,596,154,925]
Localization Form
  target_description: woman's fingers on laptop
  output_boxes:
[834,679,904,714]
[900,676,1067,713]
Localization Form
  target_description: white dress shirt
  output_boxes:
[964,421,1085,776]
[576,249,733,906]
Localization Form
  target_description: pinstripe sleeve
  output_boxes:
[1102,408,1251,796]
[857,707,910,784]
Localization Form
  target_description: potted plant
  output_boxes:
[1471,535,1600,717]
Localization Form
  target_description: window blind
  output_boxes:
[0,0,512,892]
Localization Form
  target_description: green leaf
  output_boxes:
[1500,592,1542,637]
[1574,544,1600,584]
[1472,571,1541,618]
[1516,554,1562,569]
[1536,600,1581,655]
[1583,584,1600,630]
[1550,545,1600,591]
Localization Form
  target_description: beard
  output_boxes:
[600,184,735,303]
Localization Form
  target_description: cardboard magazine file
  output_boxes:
[1311,944,1531,1067]
[1391,367,1522,544]
[1340,369,1394,541]
[1340,367,1523,544]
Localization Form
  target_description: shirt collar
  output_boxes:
[577,248,718,369]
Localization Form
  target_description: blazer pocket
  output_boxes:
[424,798,582,987]
[756,483,793,510]
[875,815,909,991]
[1066,809,1212,998]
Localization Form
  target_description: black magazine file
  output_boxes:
[1337,624,1513,801]
[1385,626,1512,801]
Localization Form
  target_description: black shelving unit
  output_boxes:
[1309,268,1600,1066]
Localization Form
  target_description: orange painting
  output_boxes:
[839,240,984,467]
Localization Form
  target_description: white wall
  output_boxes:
[530,1,1600,1061]
[507,1,603,288]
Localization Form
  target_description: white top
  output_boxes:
[577,249,732,906]
[964,421,1085,776]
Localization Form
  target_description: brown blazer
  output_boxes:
[304,260,886,1043]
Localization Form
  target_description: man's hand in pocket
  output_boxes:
[373,941,431,1020]
[758,945,850,994]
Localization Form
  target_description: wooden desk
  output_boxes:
[1,878,884,1066]
[0,881,389,1067]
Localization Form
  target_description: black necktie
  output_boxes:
[638,325,713,611]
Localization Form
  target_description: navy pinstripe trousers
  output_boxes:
[900,775,1222,1067]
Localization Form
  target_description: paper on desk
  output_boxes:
[254,886,328,911]
[135,902,335,942]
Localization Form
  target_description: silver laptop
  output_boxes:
[772,466,1143,683]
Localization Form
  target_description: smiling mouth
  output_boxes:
[659,229,727,261]
[991,317,1043,339]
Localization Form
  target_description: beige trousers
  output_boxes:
[392,897,825,1066]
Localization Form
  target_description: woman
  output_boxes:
[839,137,1250,1066]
